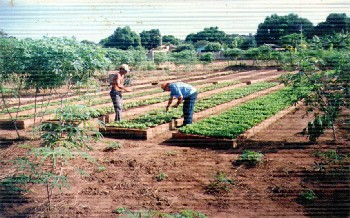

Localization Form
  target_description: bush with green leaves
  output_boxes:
[223,48,242,64]
[170,50,198,66]
[173,43,195,52]
[204,42,221,52]
[154,52,169,65]
[199,52,215,64]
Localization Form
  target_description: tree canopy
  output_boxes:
[140,29,161,50]
[162,35,181,45]
[99,26,141,50]
[255,13,313,46]
[312,13,350,37]
[185,27,227,44]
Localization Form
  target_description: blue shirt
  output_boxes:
[169,82,197,98]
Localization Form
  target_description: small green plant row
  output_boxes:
[7,81,239,121]
[113,207,207,218]
[179,86,310,139]
[106,82,278,129]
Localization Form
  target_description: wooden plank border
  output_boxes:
[99,121,176,140]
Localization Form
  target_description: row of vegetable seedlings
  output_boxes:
[100,82,279,139]
[0,81,239,129]
[172,86,310,148]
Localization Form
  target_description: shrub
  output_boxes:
[199,52,215,64]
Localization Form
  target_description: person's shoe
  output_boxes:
[175,124,186,129]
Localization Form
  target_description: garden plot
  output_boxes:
[0,80,238,129]
[171,87,309,148]
[0,68,251,119]
[1,67,242,108]
[100,82,281,140]
[0,69,283,130]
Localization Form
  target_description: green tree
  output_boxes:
[185,26,227,44]
[154,52,169,65]
[223,48,243,64]
[255,13,313,46]
[243,48,260,66]
[173,44,195,52]
[280,33,303,49]
[194,40,209,50]
[170,50,198,66]
[100,26,141,50]
[199,52,215,64]
[204,42,221,52]
[312,13,350,37]
[162,35,181,45]
[140,29,161,50]
[240,34,257,50]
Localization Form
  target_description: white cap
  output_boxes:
[120,64,130,72]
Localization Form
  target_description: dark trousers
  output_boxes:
[183,92,197,125]
[110,90,122,122]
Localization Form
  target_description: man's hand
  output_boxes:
[165,105,170,112]
[124,87,133,92]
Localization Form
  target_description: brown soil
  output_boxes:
[1,65,349,217]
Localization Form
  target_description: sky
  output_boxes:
[1,0,350,43]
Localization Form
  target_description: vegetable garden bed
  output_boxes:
[0,69,285,130]
[171,87,309,148]
[100,82,283,140]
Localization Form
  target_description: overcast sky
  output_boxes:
[1,0,349,43]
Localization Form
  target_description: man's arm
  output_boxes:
[115,74,132,92]
[166,97,174,112]
[173,96,183,108]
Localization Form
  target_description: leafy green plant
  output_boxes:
[312,150,350,180]
[199,53,215,64]
[205,172,235,194]
[236,150,264,166]
[298,189,317,204]
[103,141,122,152]
[155,172,167,181]
[171,210,207,218]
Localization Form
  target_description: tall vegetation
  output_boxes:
[0,37,110,137]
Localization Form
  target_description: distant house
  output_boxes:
[196,45,206,53]
[263,43,285,51]
[148,44,177,60]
